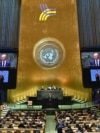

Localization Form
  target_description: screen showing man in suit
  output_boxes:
[0,51,18,88]
[0,54,10,67]
[81,51,100,68]
[90,53,100,66]
[0,53,17,68]
[0,54,11,67]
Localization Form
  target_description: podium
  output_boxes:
[42,98,58,109]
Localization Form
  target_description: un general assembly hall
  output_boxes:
[0,0,100,133]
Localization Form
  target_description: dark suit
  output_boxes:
[90,59,100,66]
[0,75,4,83]
[0,60,10,67]
[56,121,64,133]
[95,73,100,81]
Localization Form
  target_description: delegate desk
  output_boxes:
[37,89,63,109]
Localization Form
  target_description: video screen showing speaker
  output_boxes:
[81,49,100,68]
[90,69,100,82]
[0,49,18,89]
[0,70,9,83]
[80,48,100,88]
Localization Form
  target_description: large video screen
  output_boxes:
[0,49,18,89]
[81,51,100,68]
[0,53,17,68]
[80,48,100,88]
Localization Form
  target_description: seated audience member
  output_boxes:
[96,124,100,131]
[8,123,14,128]
[0,123,3,128]
[18,121,25,128]
[34,119,43,133]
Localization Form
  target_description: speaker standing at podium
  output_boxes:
[48,92,52,101]
[42,92,53,108]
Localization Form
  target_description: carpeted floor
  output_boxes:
[45,115,57,133]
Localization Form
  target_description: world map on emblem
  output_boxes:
[33,38,65,69]
[40,46,59,64]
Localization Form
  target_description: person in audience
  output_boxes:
[64,125,73,133]
[0,123,3,128]
[96,124,100,131]
[82,128,88,133]
[8,123,14,128]
[18,121,25,128]
[34,119,43,133]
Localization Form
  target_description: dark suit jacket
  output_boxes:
[0,75,4,83]
[90,59,100,66]
[0,60,11,67]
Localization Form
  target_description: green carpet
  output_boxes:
[45,115,57,133]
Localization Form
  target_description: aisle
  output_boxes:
[45,115,57,133]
